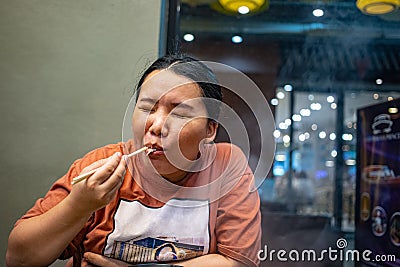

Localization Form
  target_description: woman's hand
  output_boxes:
[82,252,247,267]
[6,152,127,267]
[82,252,129,267]
[6,153,125,267]
[67,152,127,216]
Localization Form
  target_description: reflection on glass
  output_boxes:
[272,92,337,215]
[342,91,400,231]
[177,0,400,237]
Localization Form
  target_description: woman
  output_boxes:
[6,55,261,267]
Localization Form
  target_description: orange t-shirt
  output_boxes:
[16,142,261,266]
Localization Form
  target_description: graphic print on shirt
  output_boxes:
[103,198,210,264]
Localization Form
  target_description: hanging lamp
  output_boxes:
[218,0,268,14]
[356,0,400,15]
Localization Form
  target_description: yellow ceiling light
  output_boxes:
[356,0,400,15]
[218,0,268,14]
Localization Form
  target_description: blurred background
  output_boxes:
[174,0,400,266]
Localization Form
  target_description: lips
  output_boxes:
[148,144,163,151]
[145,143,164,156]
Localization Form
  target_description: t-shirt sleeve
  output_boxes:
[215,148,262,266]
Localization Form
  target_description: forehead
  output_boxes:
[139,69,202,101]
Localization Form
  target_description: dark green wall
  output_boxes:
[0,1,162,265]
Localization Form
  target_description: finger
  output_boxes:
[94,157,126,204]
[83,252,104,266]
[103,173,125,198]
[98,155,127,189]
[81,257,95,267]
[89,152,122,185]
[84,252,126,267]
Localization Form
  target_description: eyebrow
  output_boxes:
[138,97,196,111]
[138,97,156,104]
[171,102,195,111]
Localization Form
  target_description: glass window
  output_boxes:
[176,1,400,265]
[342,91,400,231]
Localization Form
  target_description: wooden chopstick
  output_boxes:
[71,146,149,185]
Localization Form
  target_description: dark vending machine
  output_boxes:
[356,98,400,266]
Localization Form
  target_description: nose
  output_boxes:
[146,111,168,137]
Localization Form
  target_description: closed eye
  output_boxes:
[137,106,156,115]
[136,101,156,113]
[170,112,192,119]
[170,103,195,119]
[138,106,154,112]
[137,97,157,113]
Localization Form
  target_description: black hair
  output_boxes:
[136,54,222,122]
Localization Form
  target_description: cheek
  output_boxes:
[131,111,146,138]
[178,120,208,149]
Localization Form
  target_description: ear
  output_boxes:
[205,121,218,143]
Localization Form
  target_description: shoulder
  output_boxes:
[214,142,248,163]
[215,142,245,154]
[209,143,252,180]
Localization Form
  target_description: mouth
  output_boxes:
[145,144,164,156]
[145,147,157,155]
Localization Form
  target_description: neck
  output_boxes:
[162,170,189,184]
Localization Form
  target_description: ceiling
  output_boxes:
[181,0,400,35]
[179,0,400,90]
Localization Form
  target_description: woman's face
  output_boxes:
[132,69,218,182]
